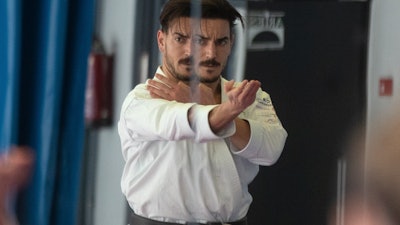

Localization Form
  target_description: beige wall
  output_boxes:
[367,0,400,137]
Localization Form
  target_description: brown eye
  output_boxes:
[217,38,229,46]
[175,36,183,43]
[174,35,187,44]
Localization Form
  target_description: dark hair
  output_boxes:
[159,0,244,33]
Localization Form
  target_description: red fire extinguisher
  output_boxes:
[85,37,114,127]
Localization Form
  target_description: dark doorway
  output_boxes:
[244,1,370,225]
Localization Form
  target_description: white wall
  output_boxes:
[367,0,400,134]
[93,0,137,225]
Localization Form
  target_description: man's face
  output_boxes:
[157,17,233,84]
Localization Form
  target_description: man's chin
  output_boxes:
[201,67,221,76]
[174,71,192,82]
[198,72,221,83]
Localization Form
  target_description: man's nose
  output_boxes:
[204,42,216,59]
[184,42,192,57]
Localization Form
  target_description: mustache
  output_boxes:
[178,57,221,67]
[179,57,192,65]
[200,59,221,67]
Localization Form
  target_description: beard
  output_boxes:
[164,56,223,84]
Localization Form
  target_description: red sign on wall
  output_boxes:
[379,77,393,96]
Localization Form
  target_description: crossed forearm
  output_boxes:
[148,75,260,150]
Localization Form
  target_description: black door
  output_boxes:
[244,1,370,225]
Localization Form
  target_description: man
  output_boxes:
[118,0,288,224]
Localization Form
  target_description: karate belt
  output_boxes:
[129,213,248,225]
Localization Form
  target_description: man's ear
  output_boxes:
[157,30,165,52]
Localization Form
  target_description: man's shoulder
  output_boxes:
[121,83,150,107]
[129,83,150,99]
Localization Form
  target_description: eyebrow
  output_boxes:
[173,32,189,38]
[193,34,230,42]
[216,36,230,43]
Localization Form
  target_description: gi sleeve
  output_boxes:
[231,89,288,166]
[119,85,235,143]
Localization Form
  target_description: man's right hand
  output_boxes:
[147,73,216,105]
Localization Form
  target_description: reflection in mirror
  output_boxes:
[88,0,400,225]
